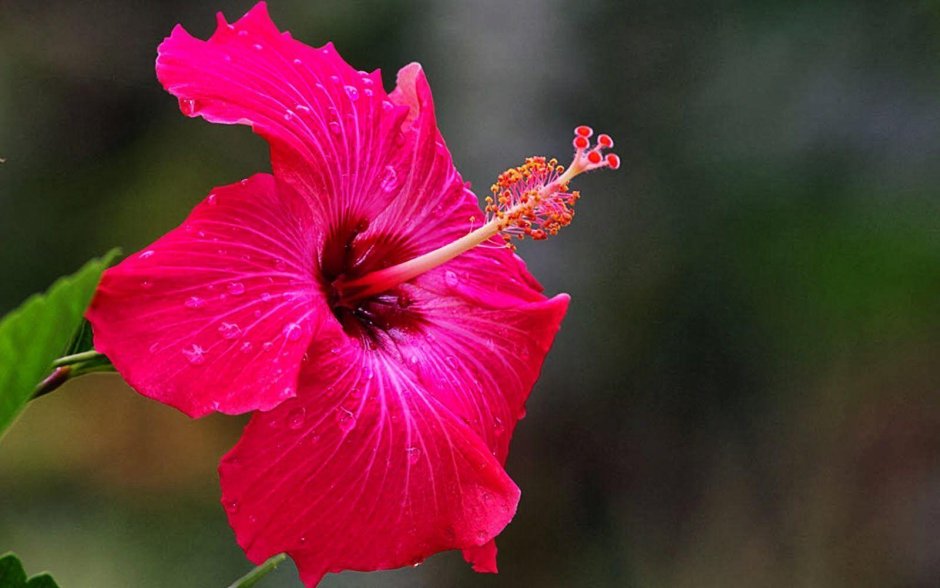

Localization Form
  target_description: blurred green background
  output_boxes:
[2,0,939,586]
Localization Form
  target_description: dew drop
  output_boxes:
[299,535,307,544]
[283,109,295,121]
[178,98,197,115]
[444,270,459,289]
[363,88,373,98]
[227,282,246,295]
[329,121,341,135]
[237,30,248,37]
[287,407,306,430]
[330,347,340,355]
[293,58,303,65]
[281,386,294,399]
[225,500,239,514]
[330,75,340,83]
[381,100,394,111]
[206,193,218,206]
[406,446,422,464]
[344,85,359,101]
[148,342,160,353]
[262,341,274,352]
[139,250,155,260]
[240,341,253,354]
[183,296,206,310]
[182,344,206,365]
[361,76,374,86]
[252,43,263,51]
[380,165,398,192]
[218,322,241,339]
[335,407,356,432]
[284,322,302,341]
[296,104,310,113]
[141,279,153,289]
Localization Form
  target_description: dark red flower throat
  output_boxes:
[321,217,420,345]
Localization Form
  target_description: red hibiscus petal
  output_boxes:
[156,3,429,231]
[87,174,326,417]
[220,319,520,586]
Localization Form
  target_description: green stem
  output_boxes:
[31,352,115,401]
[52,350,107,367]
[227,554,287,588]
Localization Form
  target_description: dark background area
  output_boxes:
[1,1,939,586]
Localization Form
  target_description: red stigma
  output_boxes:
[575,125,593,138]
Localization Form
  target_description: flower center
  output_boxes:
[334,126,619,305]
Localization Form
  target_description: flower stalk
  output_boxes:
[226,553,287,588]
[31,351,114,400]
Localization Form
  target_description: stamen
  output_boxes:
[334,125,619,304]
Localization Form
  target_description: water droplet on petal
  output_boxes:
[406,446,421,464]
[363,88,373,98]
[141,280,153,289]
[284,322,302,341]
[382,100,394,111]
[380,165,398,192]
[299,535,307,544]
[206,193,218,206]
[262,341,274,352]
[182,344,206,365]
[293,58,303,65]
[281,386,294,399]
[148,342,160,353]
[329,121,341,135]
[252,43,263,51]
[179,98,197,115]
[330,347,340,355]
[444,270,459,289]
[240,341,253,353]
[225,500,239,514]
[283,109,295,121]
[227,282,246,295]
[218,322,241,339]
[183,296,206,310]
[287,407,305,430]
[139,250,155,260]
[296,104,310,113]
[335,407,356,432]
[344,85,359,101]
[494,417,505,433]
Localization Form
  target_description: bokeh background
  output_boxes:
[2,0,939,586]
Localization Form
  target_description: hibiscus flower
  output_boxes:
[86,3,617,585]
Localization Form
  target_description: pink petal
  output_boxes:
[156,3,438,230]
[87,174,325,417]
[220,318,521,586]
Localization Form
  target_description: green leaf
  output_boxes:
[0,249,120,439]
[0,552,61,588]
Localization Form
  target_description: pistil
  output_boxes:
[334,126,619,304]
